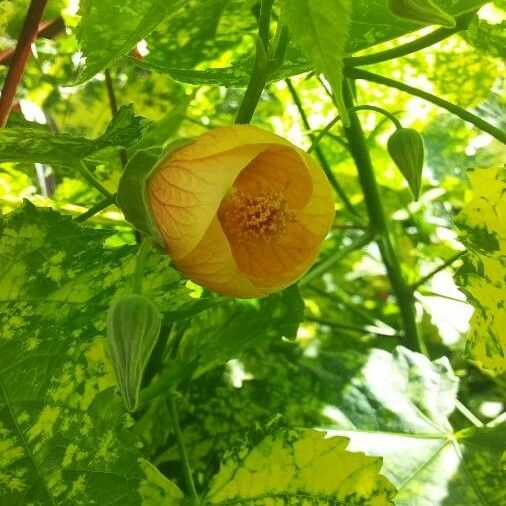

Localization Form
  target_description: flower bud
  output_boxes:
[107,294,162,412]
[144,125,335,298]
[387,128,425,200]
[388,0,456,28]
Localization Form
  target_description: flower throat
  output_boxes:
[219,190,296,242]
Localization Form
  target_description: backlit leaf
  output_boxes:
[282,0,352,123]
[133,0,485,86]
[455,167,506,373]
[326,347,506,505]
[0,105,145,168]
[76,0,189,82]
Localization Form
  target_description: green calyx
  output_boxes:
[387,0,456,28]
[387,127,425,200]
[116,139,194,245]
[106,293,162,412]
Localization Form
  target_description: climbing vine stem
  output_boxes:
[168,392,199,504]
[347,68,506,144]
[342,79,424,353]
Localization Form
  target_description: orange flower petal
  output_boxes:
[175,217,266,298]
[232,146,313,210]
[169,125,293,162]
[149,144,265,259]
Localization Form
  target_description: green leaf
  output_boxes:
[325,346,506,505]
[76,0,189,83]
[133,0,485,86]
[177,285,305,378]
[282,0,352,124]
[0,105,145,168]
[0,202,189,504]
[455,167,506,373]
[203,428,397,505]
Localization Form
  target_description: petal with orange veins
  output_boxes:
[170,124,293,162]
[149,144,269,259]
[233,147,313,209]
[297,154,336,238]
[228,221,322,290]
[174,217,266,298]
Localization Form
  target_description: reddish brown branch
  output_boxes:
[0,0,49,126]
[0,18,64,66]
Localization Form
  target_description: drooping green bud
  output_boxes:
[106,294,162,412]
[387,0,456,28]
[387,128,425,200]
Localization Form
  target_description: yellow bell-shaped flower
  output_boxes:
[147,125,335,298]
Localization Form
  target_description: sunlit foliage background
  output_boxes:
[0,0,505,504]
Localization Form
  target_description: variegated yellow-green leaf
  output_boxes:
[203,428,397,505]
[0,202,189,504]
[281,0,352,125]
[455,167,506,373]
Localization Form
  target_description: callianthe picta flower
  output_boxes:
[147,125,335,298]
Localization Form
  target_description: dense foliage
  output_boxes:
[0,0,505,505]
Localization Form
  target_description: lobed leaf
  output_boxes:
[282,0,352,123]
[325,347,506,505]
[0,105,145,168]
[132,0,485,86]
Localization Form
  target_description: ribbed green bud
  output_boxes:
[106,294,162,412]
[388,0,456,28]
[387,128,425,200]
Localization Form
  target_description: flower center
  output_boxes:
[218,190,296,242]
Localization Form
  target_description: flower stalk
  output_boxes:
[342,80,423,352]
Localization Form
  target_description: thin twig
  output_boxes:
[0,0,49,126]
[74,194,117,222]
[345,11,476,67]
[411,251,465,291]
[104,68,128,167]
[168,393,199,503]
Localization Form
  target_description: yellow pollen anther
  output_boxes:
[219,190,296,242]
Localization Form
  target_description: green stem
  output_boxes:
[309,284,396,332]
[307,316,401,339]
[104,68,128,167]
[342,81,422,352]
[299,231,374,287]
[79,161,114,199]
[308,115,342,153]
[132,238,152,294]
[235,1,286,124]
[455,399,483,428]
[347,68,506,144]
[257,0,274,50]
[309,104,401,153]
[285,78,362,221]
[168,393,199,504]
[353,105,402,129]
[346,11,476,67]
[411,251,465,291]
[74,194,117,222]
